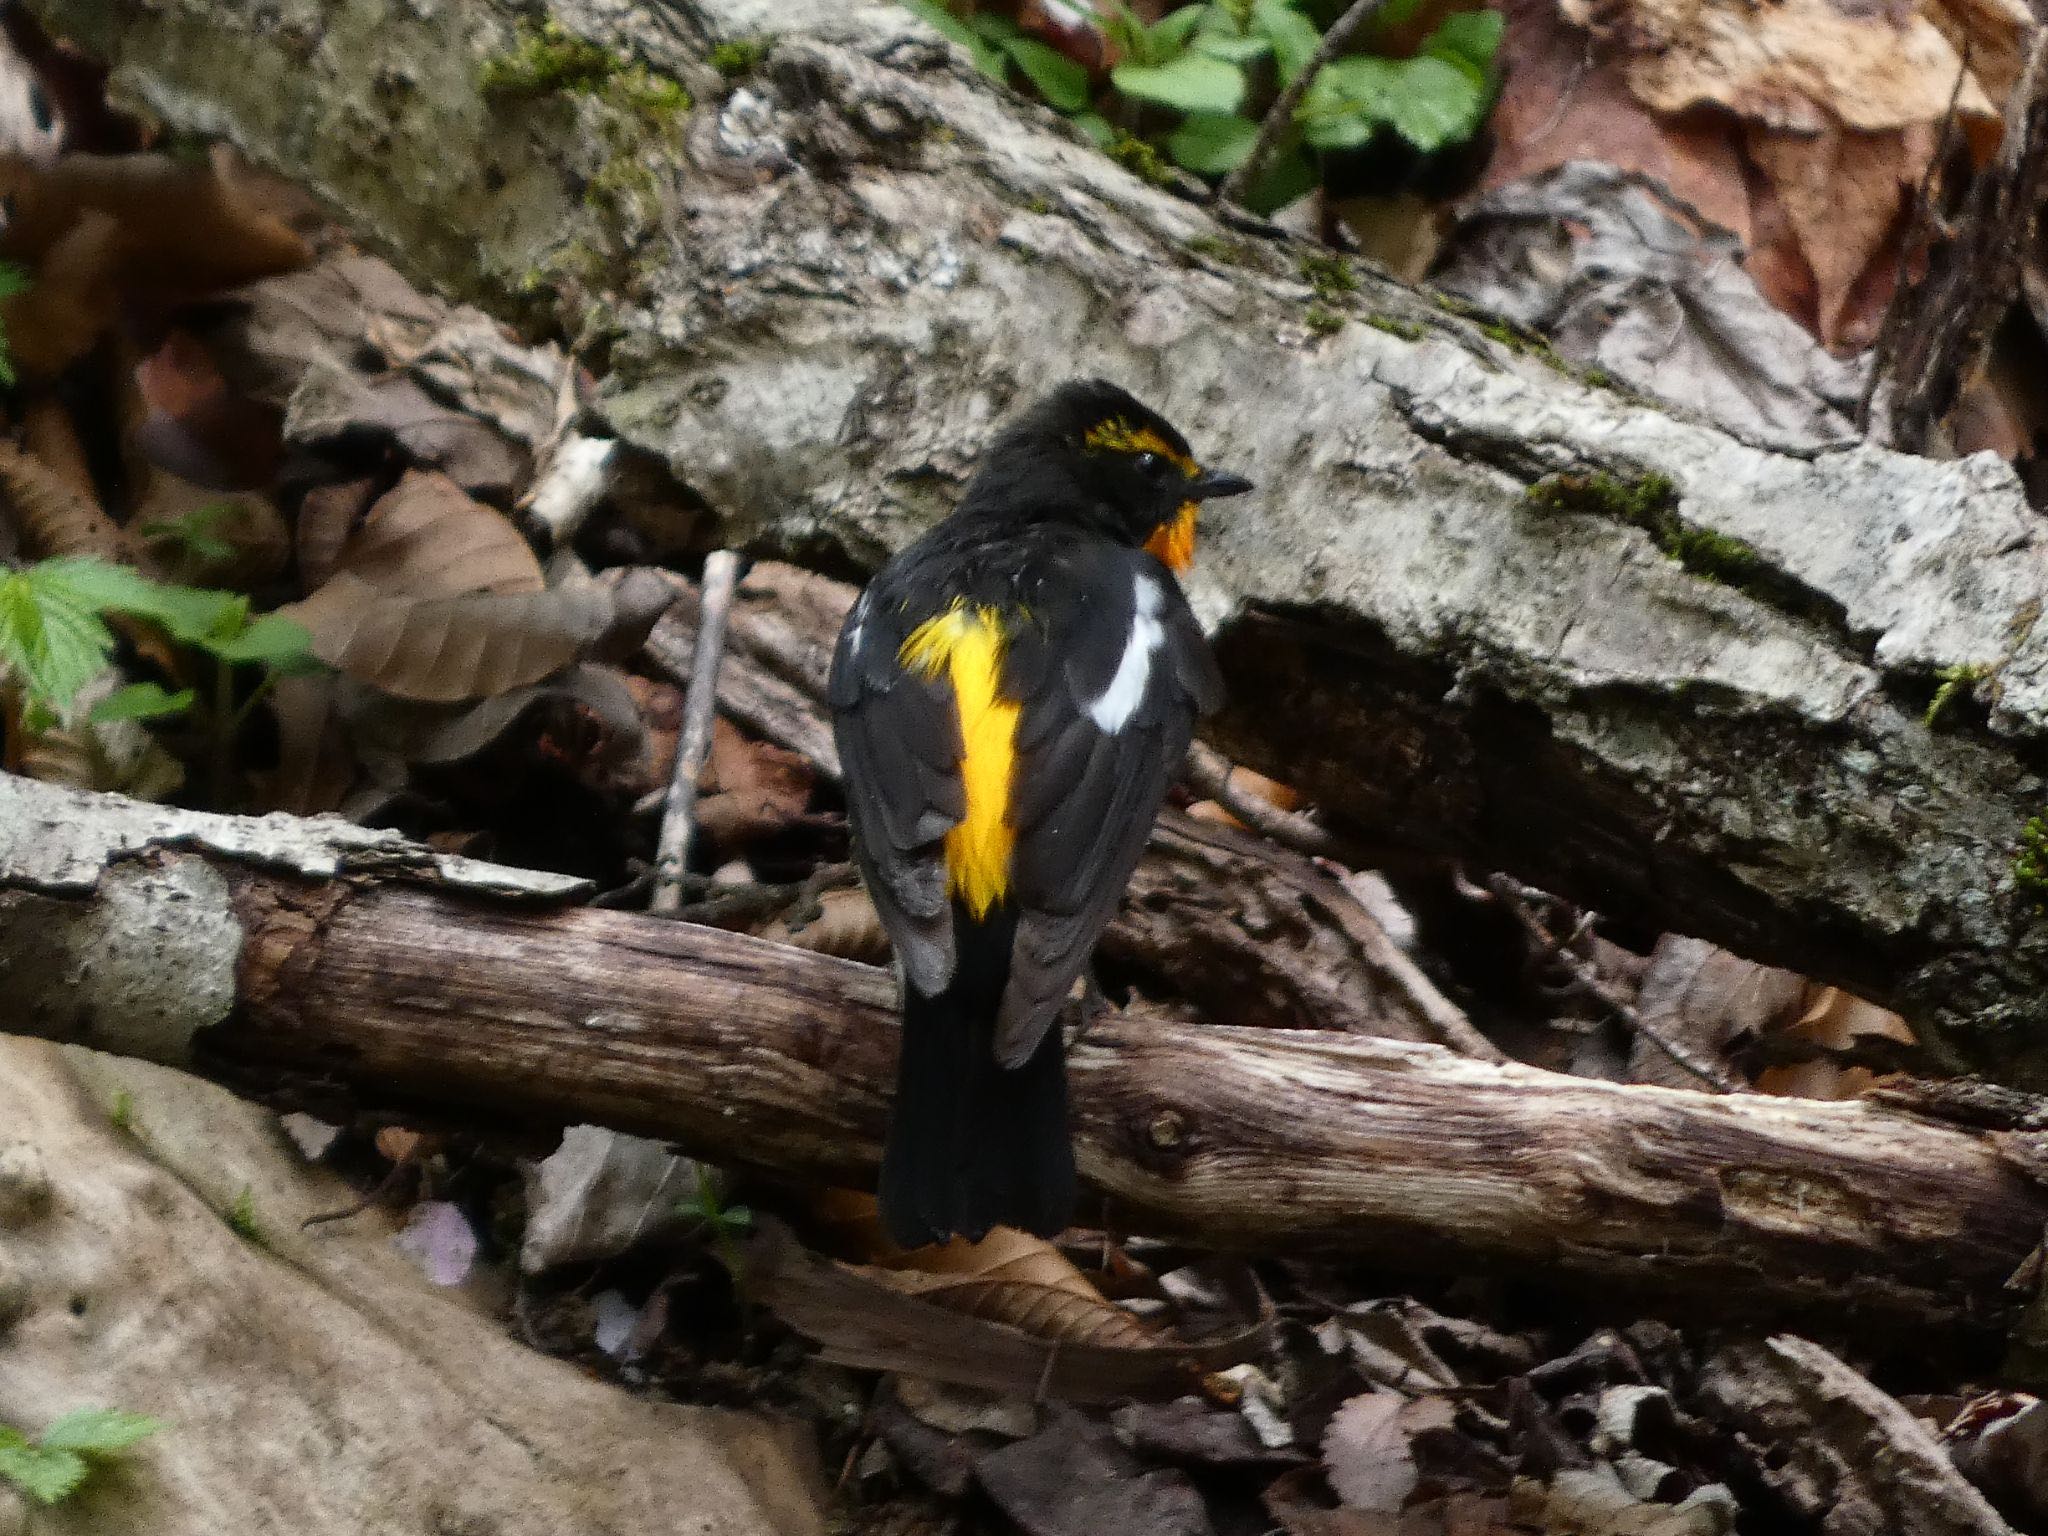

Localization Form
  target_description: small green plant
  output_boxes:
[709,37,770,78]
[677,1166,752,1287]
[900,2,1500,213]
[0,1407,162,1507]
[1364,312,1425,340]
[108,1090,135,1134]
[1304,303,1345,334]
[1924,661,1991,729]
[2018,816,2048,903]
[0,555,321,801]
[225,1185,263,1244]
[138,500,240,566]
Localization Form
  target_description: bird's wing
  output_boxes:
[993,545,1222,1067]
[828,584,964,998]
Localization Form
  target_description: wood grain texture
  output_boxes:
[184,866,2046,1331]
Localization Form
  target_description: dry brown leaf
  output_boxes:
[294,476,376,594]
[696,716,816,849]
[759,885,890,964]
[1630,936,1805,1088]
[131,327,285,491]
[0,143,311,295]
[282,472,621,703]
[1480,0,1753,242]
[745,1216,1261,1402]
[1561,0,2002,144]
[2,206,121,381]
[1324,1391,1459,1516]
[252,673,355,816]
[0,424,124,559]
[1744,123,1932,352]
[20,400,97,506]
[321,469,545,599]
[286,568,616,703]
[1783,985,1917,1050]
[1754,1061,1880,1100]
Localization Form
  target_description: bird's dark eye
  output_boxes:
[1132,452,1161,474]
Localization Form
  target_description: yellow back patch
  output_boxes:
[899,603,1020,918]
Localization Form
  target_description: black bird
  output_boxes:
[828,379,1253,1247]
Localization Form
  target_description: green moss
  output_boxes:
[225,1185,264,1245]
[1924,662,1992,729]
[1298,250,1357,303]
[1187,234,1245,264]
[2017,816,2048,903]
[1364,312,1424,341]
[479,19,617,98]
[1664,526,1759,584]
[1106,132,1174,187]
[709,37,769,78]
[1524,470,1676,526]
[108,1090,134,1134]
[1026,194,1052,215]
[1304,304,1345,335]
[586,152,659,213]
[608,63,692,119]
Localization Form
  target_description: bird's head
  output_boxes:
[969,378,1254,571]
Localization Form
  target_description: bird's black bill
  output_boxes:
[1189,469,1254,500]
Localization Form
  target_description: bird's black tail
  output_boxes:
[878,909,1075,1248]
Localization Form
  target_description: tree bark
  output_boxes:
[35,0,2048,1079]
[5,775,2046,1336]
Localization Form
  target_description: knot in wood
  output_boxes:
[1148,1110,1188,1151]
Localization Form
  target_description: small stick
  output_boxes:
[650,551,744,915]
[1483,873,1742,1094]
[1217,0,1396,207]
[1183,741,1340,858]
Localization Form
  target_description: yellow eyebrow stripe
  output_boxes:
[1084,417,1197,476]
[900,604,1019,918]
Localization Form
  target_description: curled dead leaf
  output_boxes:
[0,144,311,296]
[0,432,124,559]
[2,206,121,381]
[696,716,817,850]
[759,885,890,965]
[746,1213,1265,1402]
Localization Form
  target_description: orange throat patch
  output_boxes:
[898,604,1019,917]
[1145,502,1198,572]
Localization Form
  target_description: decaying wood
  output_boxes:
[39,0,2048,1080]
[5,776,2047,1335]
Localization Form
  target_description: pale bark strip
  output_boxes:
[3,778,2043,1331]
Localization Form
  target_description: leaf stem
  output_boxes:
[1217,0,1394,205]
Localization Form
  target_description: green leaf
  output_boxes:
[0,262,33,302]
[1300,51,1487,152]
[0,564,117,712]
[36,558,245,649]
[40,1408,164,1457]
[1112,52,1246,114]
[88,682,197,725]
[1242,139,1316,213]
[1167,112,1262,174]
[1254,0,1322,83]
[900,0,1007,77]
[0,1442,87,1505]
[1423,8,1504,83]
[1002,36,1092,111]
[1194,29,1271,64]
[209,613,320,673]
[139,501,239,564]
[1144,4,1209,61]
[1070,109,1116,146]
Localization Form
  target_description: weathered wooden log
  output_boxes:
[34,0,2048,1078]
[4,775,2044,1334]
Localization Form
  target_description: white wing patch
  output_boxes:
[1087,572,1165,733]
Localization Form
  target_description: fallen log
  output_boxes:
[4,775,2044,1335]
[35,0,2048,1080]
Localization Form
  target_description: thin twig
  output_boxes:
[650,551,744,915]
[1217,0,1395,207]
[1481,873,1742,1093]
[1183,741,1339,857]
